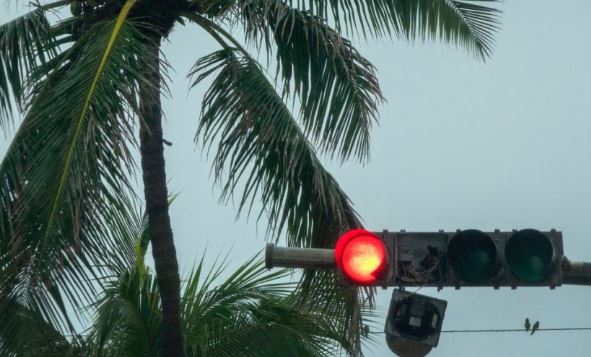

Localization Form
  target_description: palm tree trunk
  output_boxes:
[139,37,183,357]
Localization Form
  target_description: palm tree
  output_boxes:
[0,202,358,356]
[0,1,500,356]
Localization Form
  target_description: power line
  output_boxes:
[371,327,591,334]
[441,327,591,333]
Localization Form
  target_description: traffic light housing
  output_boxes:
[266,228,564,289]
[385,289,447,356]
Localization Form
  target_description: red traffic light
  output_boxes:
[335,229,388,284]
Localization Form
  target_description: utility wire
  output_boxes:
[441,327,591,333]
[371,327,591,334]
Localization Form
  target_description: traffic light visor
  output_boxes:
[335,229,388,284]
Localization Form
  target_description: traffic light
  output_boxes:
[266,228,564,289]
[385,289,447,357]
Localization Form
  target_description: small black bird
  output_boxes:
[531,321,540,335]
[524,318,531,332]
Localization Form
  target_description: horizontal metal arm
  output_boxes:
[265,243,335,270]
[563,260,591,286]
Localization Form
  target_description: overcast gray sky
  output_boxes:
[2,1,591,356]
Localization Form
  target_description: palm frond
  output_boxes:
[277,0,500,59]
[190,47,356,248]
[0,7,56,130]
[91,266,162,357]
[91,254,352,357]
[189,46,372,354]
[296,270,379,354]
[0,1,146,334]
[182,255,347,357]
[393,0,501,60]
[88,206,356,357]
[273,0,401,38]
[238,0,383,161]
[0,297,73,356]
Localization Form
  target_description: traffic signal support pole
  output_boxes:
[265,243,335,270]
[563,260,591,286]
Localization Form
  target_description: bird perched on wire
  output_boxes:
[531,321,540,335]
[524,318,531,332]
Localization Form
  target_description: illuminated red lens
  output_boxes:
[334,229,388,284]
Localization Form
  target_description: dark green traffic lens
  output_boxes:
[506,229,554,282]
[448,230,499,284]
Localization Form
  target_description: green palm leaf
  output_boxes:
[239,0,383,161]
[184,257,347,356]
[0,298,72,356]
[393,0,501,59]
[190,47,356,248]
[0,7,56,130]
[284,0,400,37]
[92,267,162,357]
[189,45,371,354]
[85,200,353,357]
[283,0,500,58]
[0,2,147,333]
[200,0,500,58]
[92,253,353,357]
